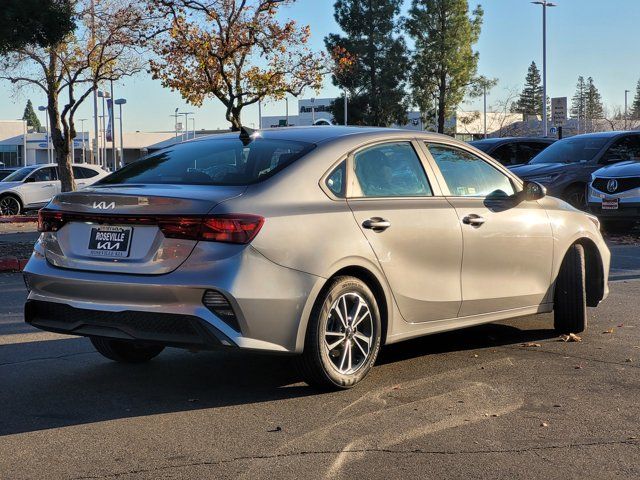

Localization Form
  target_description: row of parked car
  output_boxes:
[471,131,640,231]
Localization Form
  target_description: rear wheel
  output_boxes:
[90,337,164,363]
[0,194,21,216]
[296,276,382,390]
[553,244,587,334]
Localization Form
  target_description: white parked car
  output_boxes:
[0,164,108,215]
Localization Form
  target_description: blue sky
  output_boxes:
[1,0,639,131]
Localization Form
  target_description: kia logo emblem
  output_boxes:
[606,179,618,193]
[92,201,116,210]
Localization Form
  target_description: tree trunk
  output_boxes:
[57,136,75,193]
[227,106,242,131]
[437,87,446,134]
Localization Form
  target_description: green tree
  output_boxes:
[512,61,544,117]
[631,79,640,120]
[21,99,41,131]
[585,77,604,130]
[406,0,483,134]
[571,76,587,121]
[0,0,74,53]
[325,0,409,127]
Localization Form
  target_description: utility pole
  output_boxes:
[285,97,289,126]
[532,1,556,137]
[258,101,262,129]
[483,84,488,139]
[91,0,99,165]
[625,89,630,130]
[79,119,87,163]
[110,80,116,170]
[344,89,348,126]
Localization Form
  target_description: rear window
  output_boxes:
[98,138,314,186]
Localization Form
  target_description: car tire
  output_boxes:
[563,185,586,210]
[553,244,587,334]
[0,194,22,216]
[90,337,164,363]
[296,276,382,390]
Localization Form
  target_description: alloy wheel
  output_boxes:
[323,292,374,375]
[0,196,20,216]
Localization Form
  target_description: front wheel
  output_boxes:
[296,276,382,390]
[90,337,164,363]
[554,244,587,334]
[0,195,21,216]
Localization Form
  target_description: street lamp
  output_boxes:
[98,90,110,168]
[114,99,127,168]
[78,119,87,163]
[285,97,289,126]
[310,97,316,125]
[344,89,348,126]
[178,112,194,140]
[625,90,630,130]
[38,105,52,163]
[532,1,556,137]
[173,108,180,138]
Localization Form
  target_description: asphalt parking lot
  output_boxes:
[1,262,639,479]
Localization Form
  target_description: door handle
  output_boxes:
[42,184,54,187]
[363,217,391,231]
[462,214,486,227]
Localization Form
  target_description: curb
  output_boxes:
[0,258,29,272]
[0,216,37,224]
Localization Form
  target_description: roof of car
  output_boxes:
[187,126,452,145]
[566,131,640,140]
[470,137,555,145]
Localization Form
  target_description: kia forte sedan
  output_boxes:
[24,127,610,389]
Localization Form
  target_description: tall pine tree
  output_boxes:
[326,0,409,126]
[512,61,544,118]
[585,77,604,131]
[406,0,483,133]
[21,99,41,130]
[631,79,640,120]
[571,76,587,133]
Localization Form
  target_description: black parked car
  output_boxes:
[469,137,555,167]
[511,131,640,208]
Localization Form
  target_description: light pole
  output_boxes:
[38,106,52,163]
[285,97,289,126]
[98,90,110,168]
[532,1,556,137]
[78,119,87,163]
[483,84,488,139]
[114,99,127,168]
[178,112,194,140]
[310,97,316,125]
[625,89,630,130]
[258,101,262,129]
[344,89,348,126]
[173,108,179,138]
[190,117,196,138]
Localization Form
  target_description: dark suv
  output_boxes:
[511,131,640,208]
[469,137,555,167]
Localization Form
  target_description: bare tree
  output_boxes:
[0,0,147,191]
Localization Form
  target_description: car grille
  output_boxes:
[592,177,640,193]
[25,300,228,349]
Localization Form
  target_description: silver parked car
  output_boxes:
[0,163,108,215]
[587,160,640,230]
[24,127,610,389]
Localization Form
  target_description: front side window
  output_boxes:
[491,143,517,166]
[99,138,314,186]
[601,135,640,163]
[30,167,57,182]
[352,142,432,198]
[530,137,608,164]
[427,144,515,198]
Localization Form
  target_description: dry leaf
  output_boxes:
[541,422,549,427]
[559,333,582,342]
[521,342,542,348]
[625,358,633,363]
[603,328,615,334]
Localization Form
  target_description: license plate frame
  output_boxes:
[88,225,133,258]
[601,198,619,210]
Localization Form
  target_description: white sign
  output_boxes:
[551,97,567,126]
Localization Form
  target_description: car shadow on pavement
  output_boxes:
[0,318,558,437]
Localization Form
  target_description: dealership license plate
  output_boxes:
[602,198,619,210]
[88,226,132,257]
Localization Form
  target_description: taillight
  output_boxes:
[38,210,264,245]
[38,210,65,232]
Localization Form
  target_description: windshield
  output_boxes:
[2,166,37,182]
[468,141,496,153]
[99,138,315,186]
[529,137,608,164]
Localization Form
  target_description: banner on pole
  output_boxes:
[106,99,114,142]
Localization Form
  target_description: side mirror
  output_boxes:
[522,181,546,201]
[24,177,36,183]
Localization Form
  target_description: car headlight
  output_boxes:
[527,174,560,185]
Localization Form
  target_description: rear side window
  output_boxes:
[73,167,99,179]
[325,161,346,198]
[98,138,314,186]
[352,142,432,197]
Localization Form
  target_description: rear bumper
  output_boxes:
[23,243,322,353]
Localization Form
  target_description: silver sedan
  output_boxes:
[24,127,610,389]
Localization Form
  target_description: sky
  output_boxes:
[1,0,639,132]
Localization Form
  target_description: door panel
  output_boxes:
[23,167,58,206]
[447,196,553,316]
[349,198,463,322]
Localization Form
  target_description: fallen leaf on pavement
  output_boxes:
[559,333,582,342]
[541,422,549,427]
[521,342,542,348]
[574,365,583,369]
[603,328,615,334]
[625,358,633,363]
